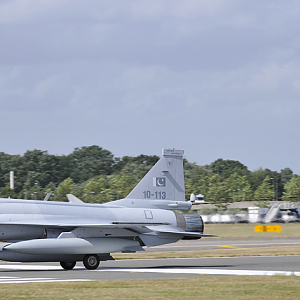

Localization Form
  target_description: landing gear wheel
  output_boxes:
[83,254,100,270]
[60,261,76,270]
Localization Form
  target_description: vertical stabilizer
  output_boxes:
[127,149,185,201]
[106,149,191,210]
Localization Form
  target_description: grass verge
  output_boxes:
[0,277,299,300]
[113,246,300,260]
[204,223,300,238]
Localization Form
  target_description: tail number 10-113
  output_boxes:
[143,191,166,199]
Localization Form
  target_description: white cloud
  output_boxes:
[1,0,300,172]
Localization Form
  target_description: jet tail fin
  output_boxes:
[106,149,191,210]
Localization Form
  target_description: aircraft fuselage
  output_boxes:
[0,198,178,242]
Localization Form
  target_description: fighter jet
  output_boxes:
[0,149,213,270]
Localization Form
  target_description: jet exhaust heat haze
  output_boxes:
[0,149,213,270]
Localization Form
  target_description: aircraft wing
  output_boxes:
[0,220,170,229]
[146,225,217,237]
[0,220,215,238]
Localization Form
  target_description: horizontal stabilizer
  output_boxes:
[148,225,217,238]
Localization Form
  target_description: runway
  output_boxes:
[0,237,299,283]
[146,236,300,252]
[0,256,299,283]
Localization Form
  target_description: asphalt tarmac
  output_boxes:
[146,236,300,252]
[0,237,299,283]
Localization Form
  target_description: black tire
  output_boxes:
[83,254,100,270]
[60,261,76,270]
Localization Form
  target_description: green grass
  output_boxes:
[113,246,300,260]
[0,277,299,300]
[204,223,300,238]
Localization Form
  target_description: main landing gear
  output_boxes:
[60,254,100,270]
[83,254,100,270]
[60,261,76,270]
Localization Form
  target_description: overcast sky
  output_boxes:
[1,0,300,174]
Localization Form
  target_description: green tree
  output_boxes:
[0,185,17,198]
[209,158,249,179]
[117,155,159,183]
[196,176,212,198]
[83,176,110,203]
[203,175,230,209]
[108,175,134,200]
[254,175,274,206]
[184,161,210,200]
[113,154,159,174]
[280,168,294,186]
[1,145,298,205]
[12,150,66,194]
[225,173,252,201]
[82,174,139,203]
[249,168,283,197]
[68,146,114,183]
[56,178,76,202]
[283,177,300,202]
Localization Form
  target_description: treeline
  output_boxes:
[185,159,300,208]
[0,145,299,206]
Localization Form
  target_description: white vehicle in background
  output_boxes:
[190,193,205,203]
